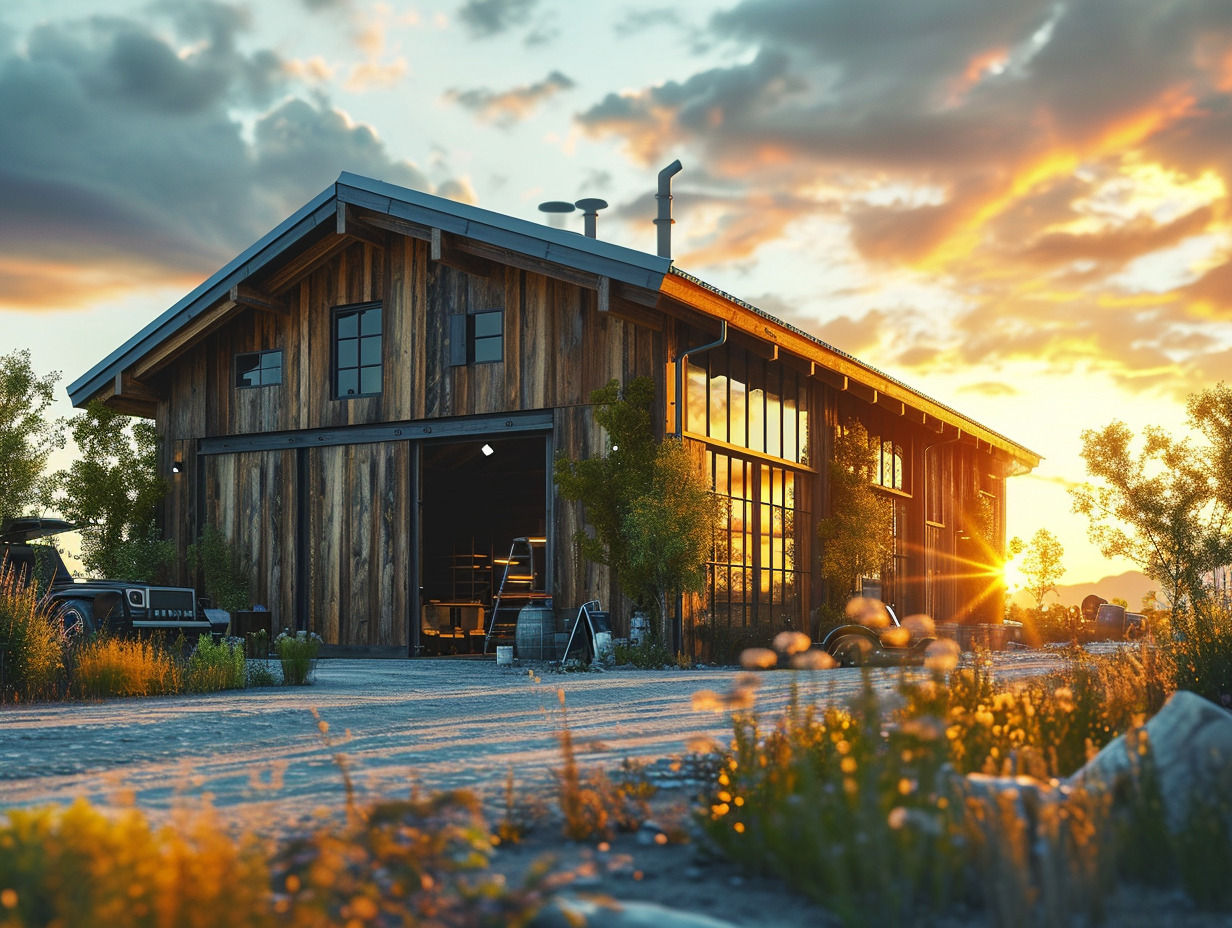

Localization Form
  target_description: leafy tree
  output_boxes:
[1071,383,1232,627]
[621,440,723,637]
[555,377,720,639]
[818,420,894,605]
[0,350,64,522]
[188,524,252,613]
[1009,528,1065,611]
[554,377,658,587]
[46,401,172,581]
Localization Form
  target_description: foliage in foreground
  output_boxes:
[698,641,1230,928]
[0,791,548,928]
[0,562,62,701]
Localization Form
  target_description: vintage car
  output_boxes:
[819,602,936,667]
[0,517,223,639]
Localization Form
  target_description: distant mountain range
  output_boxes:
[1010,570,1158,610]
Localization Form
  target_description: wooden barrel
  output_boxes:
[515,603,555,660]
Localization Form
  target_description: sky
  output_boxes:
[3,0,1230,597]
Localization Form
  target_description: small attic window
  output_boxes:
[235,350,282,388]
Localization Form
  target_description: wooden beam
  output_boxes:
[431,227,442,261]
[597,276,610,313]
[133,299,246,381]
[605,296,663,331]
[809,361,848,392]
[335,202,387,249]
[230,282,289,317]
[113,370,163,403]
[263,235,353,294]
[427,230,496,278]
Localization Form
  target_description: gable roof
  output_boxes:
[67,171,1039,469]
[67,173,671,407]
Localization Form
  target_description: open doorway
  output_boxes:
[418,435,547,655]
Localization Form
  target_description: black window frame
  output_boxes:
[234,349,283,389]
[332,301,383,400]
[469,309,504,364]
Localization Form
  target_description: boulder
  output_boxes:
[1067,690,1232,832]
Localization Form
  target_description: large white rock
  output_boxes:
[1068,690,1232,832]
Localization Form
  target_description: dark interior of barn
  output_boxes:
[418,435,547,654]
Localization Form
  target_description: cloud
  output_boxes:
[572,0,1232,397]
[456,0,538,38]
[0,2,444,311]
[614,8,684,38]
[959,381,1019,397]
[444,70,574,127]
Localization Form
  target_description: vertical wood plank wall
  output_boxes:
[159,233,663,644]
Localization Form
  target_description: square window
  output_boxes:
[336,368,359,397]
[360,365,382,395]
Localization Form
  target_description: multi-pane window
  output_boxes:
[706,450,809,628]
[470,310,503,363]
[333,302,382,398]
[875,439,904,490]
[685,346,810,465]
[234,350,282,388]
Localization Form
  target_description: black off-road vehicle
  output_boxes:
[0,518,223,639]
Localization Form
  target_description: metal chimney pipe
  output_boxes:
[574,198,608,239]
[655,160,683,258]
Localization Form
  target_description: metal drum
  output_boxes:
[515,603,556,660]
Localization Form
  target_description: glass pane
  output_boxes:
[686,362,708,434]
[360,305,382,336]
[729,375,746,449]
[709,374,728,443]
[336,369,359,397]
[473,311,502,338]
[749,388,764,452]
[337,338,358,369]
[260,364,281,386]
[766,391,781,459]
[235,353,260,387]
[474,336,503,363]
[894,445,904,490]
[360,335,382,366]
[798,407,810,466]
[336,311,358,339]
[360,365,382,395]
[783,398,797,464]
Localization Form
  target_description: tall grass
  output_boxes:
[0,561,62,701]
[71,638,181,699]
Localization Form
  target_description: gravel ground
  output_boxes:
[0,649,1074,834]
[14,645,1220,928]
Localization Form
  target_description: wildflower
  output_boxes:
[740,648,777,669]
[789,650,836,670]
[888,807,908,830]
[924,638,961,672]
[773,630,812,655]
[845,597,891,628]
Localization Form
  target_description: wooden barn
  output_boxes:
[68,172,1040,656]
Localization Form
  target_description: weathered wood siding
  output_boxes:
[157,230,663,645]
[306,442,411,646]
[200,450,297,625]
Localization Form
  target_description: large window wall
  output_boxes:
[685,344,813,628]
[686,349,810,465]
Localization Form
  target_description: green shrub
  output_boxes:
[276,630,321,685]
[1163,606,1232,707]
[184,634,246,693]
[0,561,62,701]
[188,525,251,613]
[612,636,678,669]
[694,619,790,666]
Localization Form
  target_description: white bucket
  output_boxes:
[593,630,613,665]
[496,645,513,666]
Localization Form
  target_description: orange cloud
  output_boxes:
[0,256,199,312]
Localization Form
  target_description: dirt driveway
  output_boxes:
[0,650,1072,836]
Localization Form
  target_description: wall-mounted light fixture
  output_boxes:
[481,443,494,457]
[171,458,184,474]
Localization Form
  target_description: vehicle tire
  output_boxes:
[830,635,870,668]
[55,600,97,638]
